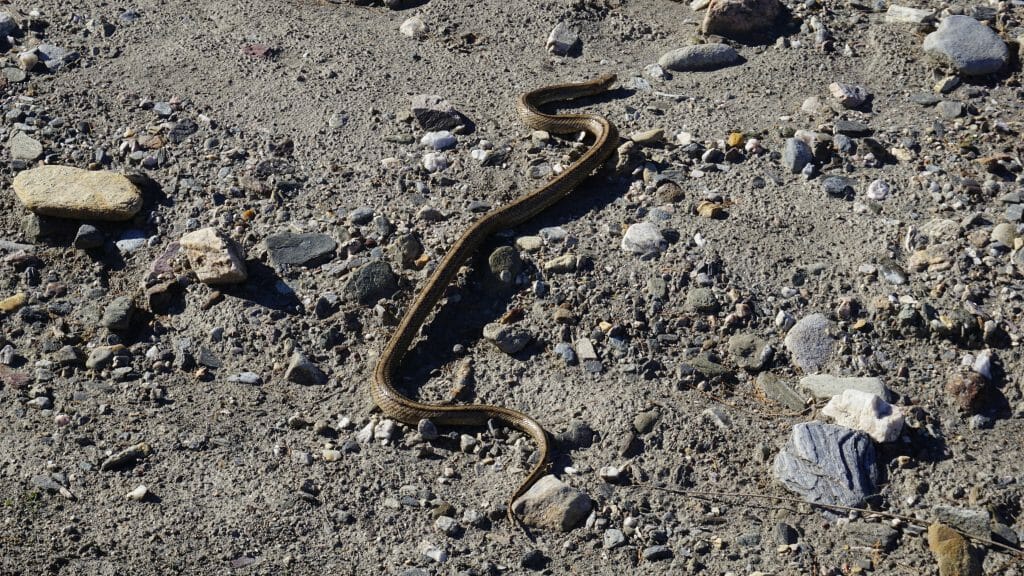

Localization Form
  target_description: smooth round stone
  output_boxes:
[657,43,741,71]
[990,222,1016,247]
[621,222,666,254]
[515,235,543,252]
[3,67,26,83]
[399,15,428,38]
[9,132,43,160]
[866,179,890,200]
[13,165,143,221]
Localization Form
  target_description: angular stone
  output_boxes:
[783,313,833,372]
[410,94,462,131]
[179,227,248,285]
[928,523,982,576]
[799,374,890,401]
[511,475,592,532]
[657,44,741,72]
[684,287,720,314]
[923,16,1009,76]
[343,260,398,304]
[546,22,578,56]
[101,296,136,332]
[9,132,43,160]
[621,222,666,254]
[933,506,991,539]
[756,373,806,411]
[482,323,531,354]
[782,138,812,173]
[73,224,104,249]
[13,165,143,221]
[702,0,782,38]
[772,422,880,514]
[264,232,337,268]
[821,389,904,442]
[728,333,769,371]
[285,352,327,385]
[829,82,870,109]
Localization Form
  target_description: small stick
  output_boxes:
[635,483,1024,559]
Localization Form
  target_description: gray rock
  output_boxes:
[772,422,880,514]
[934,506,991,538]
[0,12,17,37]
[511,475,592,531]
[9,132,43,160]
[642,545,673,561]
[782,138,812,173]
[546,22,578,56]
[391,233,423,269]
[702,0,782,38]
[728,333,769,371]
[101,296,135,332]
[829,82,870,109]
[482,323,531,354]
[180,227,248,285]
[936,100,963,119]
[284,352,327,385]
[633,408,661,434]
[36,44,79,72]
[783,313,834,372]
[487,245,521,286]
[410,94,462,131]
[265,232,337,268]
[799,374,891,401]
[684,287,719,314]
[775,522,799,545]
[833,120,870,136]
[757,373,807,411]
[3,67,25,83]
[343,260,398,304]
[553,342,577,365]
[621,222,666,254]
[657,44,741,72]
[844,522,899,551]
[822,176,855,197]
[603,528,627,549]
[555,419,595,450]
[73,224,104,249]
[417,419,439,441]
[923,16,1008,76]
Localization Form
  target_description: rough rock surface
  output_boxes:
[179,227,248,284]
[12,165,143,221]
[511,475,592,532]
[922,16,1009,76]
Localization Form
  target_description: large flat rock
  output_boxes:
[13,165,143,221]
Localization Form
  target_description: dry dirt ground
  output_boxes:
[1,0,1023,574]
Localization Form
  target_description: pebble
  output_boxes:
[417,419,438,440]
[727,333,769,371]
[546,22,578,56]
[9,132,43,160]
[936,100,962,119]
[621,222,666,254]
[421,152,449,172]
[399,15,428,39]
[822,176,854,198]
[374,419,396,441]
[0,292,27,313]
[543,254,576,273]
[434,515,459,536]
[553,342,577,365]
[538,226,568,243]
[520,549,548,571]
[179,227,248,284]
[284,352,327,385]
[756,373,806,411]
[604,528,627,549]
[642,545,673,561]
[73,224,104,249]
[3,67,26,83]
[829,82,869,109]
[410,94,462,131]
[515,235,543,252]
[125,485,148,501]
[657,44,741,72]
[934,506,991,538]
[821,390,904,442]
[344,260,398,304]
[885,5,936,25]
[264,230,335,266]
[115,230,147,253]
[923,16,1008,76]
[866,179,890,200]
[833,120,870,136]
[783,313,834,373]
[684,287,719,314]
[13,165,143,221]
[37,44,78,72]
[481,323,531,354]
[101,296,136,332]
[782,138,812,173]
[928,522,982,576]
[511,475,592,531]
[100,442,151,471]
[702,0,781,38]
[799,374,891,401]
[420,130,456,150]
[773,422,880,514]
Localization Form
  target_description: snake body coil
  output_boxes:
[372,74,619,523]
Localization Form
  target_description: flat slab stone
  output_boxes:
[923,16,1008,76]
[657,43,741,72]
[13,165,143,221]
[799,374,891,401]
[772,421,880,516]
[264,232,337,268]
[783,313,834,372]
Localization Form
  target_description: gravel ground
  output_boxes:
[1,0,1023,574]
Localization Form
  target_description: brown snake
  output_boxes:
[372,74,619,524]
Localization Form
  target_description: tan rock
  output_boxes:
[13,165,143,221]
[927,523,982,576]
[0,292,27,313]
[702,0,782,38]
[179,227,248,285]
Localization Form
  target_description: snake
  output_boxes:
[371,73,620,524]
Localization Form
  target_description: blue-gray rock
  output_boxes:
[783,313,833,372]
[657,44,741,72]
[343,260,398,304]
[101,296,135,331]
[36,45,80,72]
[73,224,104,249]
[265,232,337,268]
[0,12,17,37]
[772,422,880,515]
[642,545,673,561]
[553,342,577,365]
[923,16,1008,76]
[782,138,812,173]
[482,323,531,354]
[822,176,854,197]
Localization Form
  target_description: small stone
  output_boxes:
[783,313,834,372]
[799,374,891,401]
[434,515,459,536]
[284,352,327,385]
[515,236,543,252]
[546,22,578,56]
[101,296,136,332]
[657,44,742,72]
[633,408,661,434]
[511,475,592,532]
[520,549,548,571]
[421,152,449,172]
[773,422,880,514]
[923,16,1009,76]
[598,466,623,483]
[937,100,963,119]
[482,323,531,354]
[125,485,148,501]
[829,82,870,109]
[928,523,982,576]
[642,545,673,561]
[410,94,462,131]
[100,442,151,471]
[702,0,782,38]
[934,506,991,538]
[833,120,870,136]
[821,390,904,442]
[782,138,812,173]
[604,528,627,549]
[684,287,719,314]
[822,176,854,198]
[417,419,438,441]
[728,333,769,371]
[543,254,577,273]
[344,260,398,304]
[756,373,806,411]
[420,130,456,150]
[179,228,248,284]
[885,5,936,26]
[866,179,890,200]
[73,224,104,249]
[13,165,143,221]
[265,232,337,268]
[0,293,27,313]
[621,222,666,254]
[9,132,43,160]
[0,12,17,37]
[990,222,1016,247]
[399,15,428,39]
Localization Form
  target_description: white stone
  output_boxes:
[373,418,396,441]
[125,485,148,501]
[356,420,375,443]
[885,5,936,25]
[420,130,456,150]
[821,389,904,443]
[421,152,448,172]
[621,222,666,254]
[546,22,578,56]
[179,227,248,285]
[399,15,428,39]
[829,82,869,109]
[866,179,890,201]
